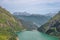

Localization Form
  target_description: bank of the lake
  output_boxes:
[16,37,19,40]
[17,30,59,40]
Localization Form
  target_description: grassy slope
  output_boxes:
[0,7,23,40]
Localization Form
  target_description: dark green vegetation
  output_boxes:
[0,7,23,40]
[38,11,60,39]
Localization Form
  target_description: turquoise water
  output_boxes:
[17,31,59,40]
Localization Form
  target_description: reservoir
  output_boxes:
[17,31,59,40]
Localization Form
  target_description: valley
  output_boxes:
[0,6,60,40]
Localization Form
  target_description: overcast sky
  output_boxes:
[0,0,60,14]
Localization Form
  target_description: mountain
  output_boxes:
[14,12,31,16]
[13,12,51,31]
[0,7,24,40]
[20,19,38,31]
[45,13,57,17]
[38,11,60,39]
[13,12,51,27]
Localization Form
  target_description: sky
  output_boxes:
[0,0,60,15]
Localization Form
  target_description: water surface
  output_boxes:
[17,31,59,40]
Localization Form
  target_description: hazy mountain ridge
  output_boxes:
[45,13,57,17]
[14,12,31,16]
[13,12,51,31]
[38,11,60,39]
[13,12,51,26]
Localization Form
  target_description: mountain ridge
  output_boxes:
[13,12,51,31]
[13,12,51,26]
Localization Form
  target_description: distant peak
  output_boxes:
[13,12,32,16]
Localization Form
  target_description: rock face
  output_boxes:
[0,7,23,40]
[38,11,60,38]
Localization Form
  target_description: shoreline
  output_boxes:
[16,37,19,40]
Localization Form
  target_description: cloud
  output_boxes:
[1,0,60,5]
[0,0,60,14]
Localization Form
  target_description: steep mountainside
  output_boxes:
[38,11,60,39]
[0,7,23,40]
